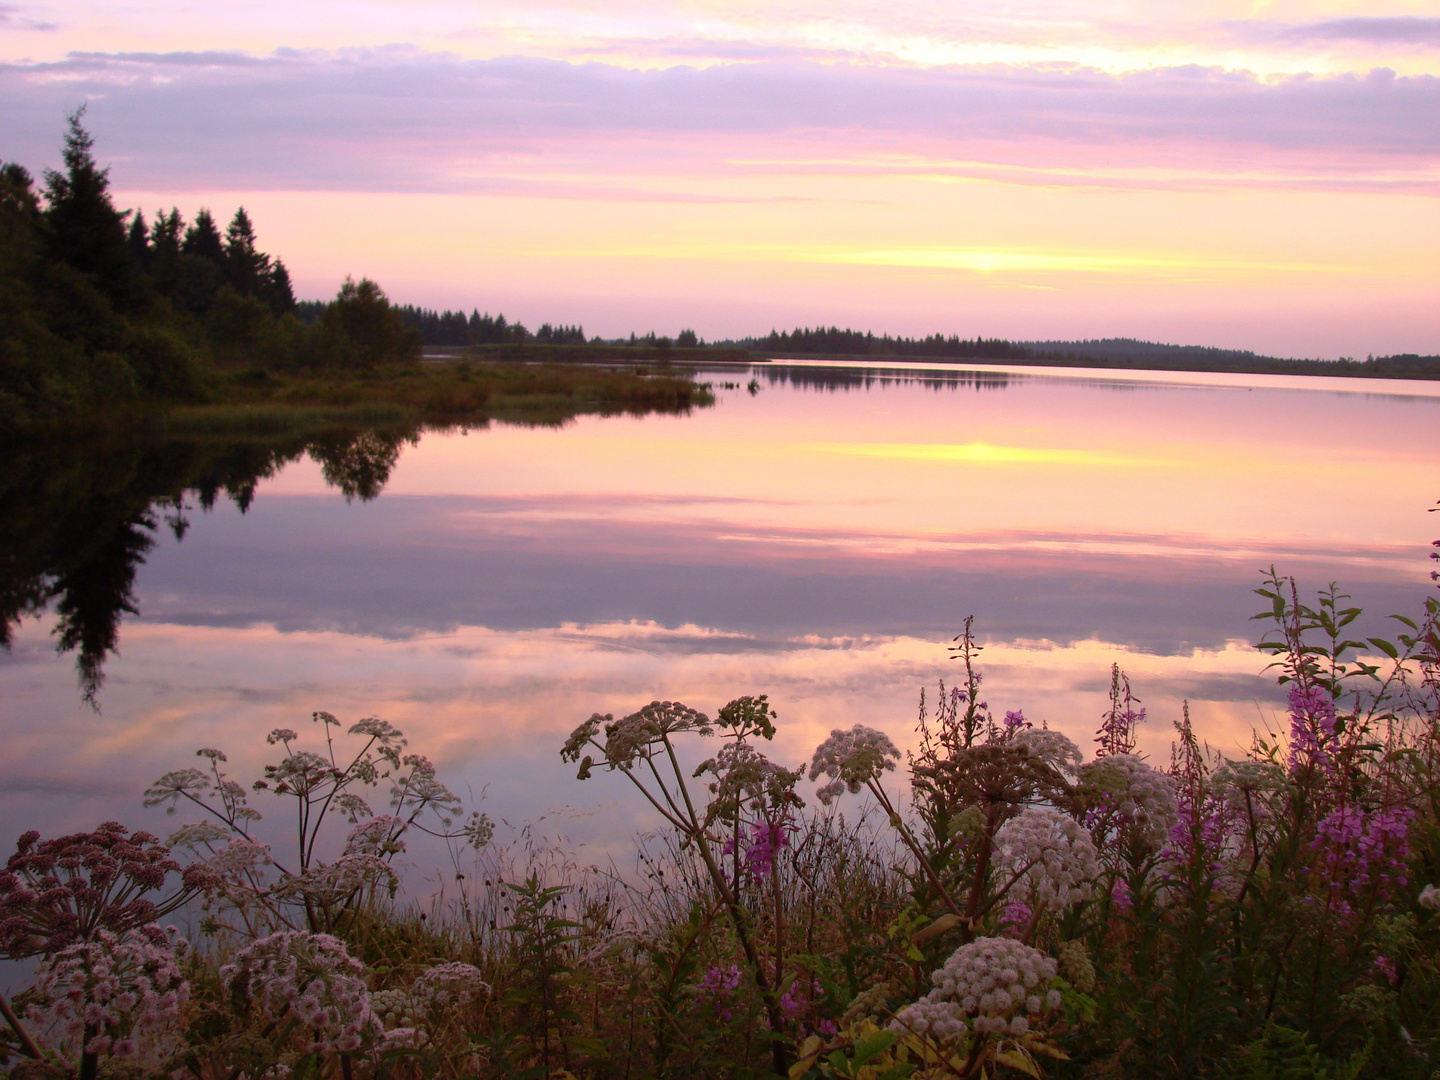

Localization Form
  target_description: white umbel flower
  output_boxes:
[993,807,1100,910]
[1077,753,1179,850]
[808,725,900,804]
[892,937,1061,1041]
[221,931,380,1053]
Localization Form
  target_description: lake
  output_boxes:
[2,360,1438,871]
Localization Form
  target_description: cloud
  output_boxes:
[1,47,1435,193]
[0,2,56,31]
[1279,17,1440,47]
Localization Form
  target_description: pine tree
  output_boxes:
[223,207,270,298]
[263,257,296,316]
[42,107,149,315]
[126,210,150,272]
[182,209,224,264]
[148,209,184,297]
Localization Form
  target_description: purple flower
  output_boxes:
[1110,879,1134,911]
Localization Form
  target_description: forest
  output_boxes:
[0,111,438,431]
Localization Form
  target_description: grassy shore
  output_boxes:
[157,358,714,435]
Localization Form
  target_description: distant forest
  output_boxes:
[376,310,1439,380]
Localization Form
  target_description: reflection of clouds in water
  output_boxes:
[1,616,1283,859]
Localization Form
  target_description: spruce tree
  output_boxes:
[42,107,149,315]
[223,207,270,297]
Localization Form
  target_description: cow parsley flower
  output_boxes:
[370,989,418,1030]
[993,807,1099,910]
[892,937,1061,1041]
[412,962,491,1010]
[808,725,900,804]
[1077,753,1179,851]
[1008,729,1083,778]
[24,925,189,1067]
[220,931,380,1053]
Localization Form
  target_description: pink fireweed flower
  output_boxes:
[1374,955,1399,987]
[697,963,744,1020]
[1110,879,1134,911]
[1312,804,1414,912]
[1287,684,1338,775]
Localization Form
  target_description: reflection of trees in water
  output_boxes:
[307,429,417,502]
[0,426,416,705]
[760,365,1013,393]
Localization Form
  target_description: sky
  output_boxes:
[1,0,1438,355]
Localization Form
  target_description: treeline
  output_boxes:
[365,305,704,351]
[734,327,1033,360]
[733,328,1440,380]
[1,112,421,431]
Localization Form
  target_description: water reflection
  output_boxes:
[0,426,417,701]
[759,365,1014,393]
[1,361,1437,860]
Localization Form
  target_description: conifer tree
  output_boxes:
[42,107,149,315]
[223,207,270,298]
[181,209,224,264]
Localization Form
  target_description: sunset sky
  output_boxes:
[2,0,1437,355]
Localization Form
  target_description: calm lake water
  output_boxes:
[3,361,1438,869]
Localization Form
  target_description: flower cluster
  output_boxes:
[1287,684,1338,774]
[563,701,714,775]
[1076,754,1179,852]
[1,822,215,958]
[893,937,1061,1040]
[412,961,491,1010]
[220,930,380,1053]
[1008,729,1084,778]
[808,725,900,804]
[24,924,189,1066]
[370,988,418,1030]
[697,963,743,1020]
[268,854,399,909]
[723,818,794,880]
[992,807,1100,910]
[1312,804,1415,911]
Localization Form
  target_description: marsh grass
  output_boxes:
[207,360,713,427]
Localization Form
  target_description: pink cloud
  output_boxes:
[3,48,1435,193]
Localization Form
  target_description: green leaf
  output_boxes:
[1367,637,1399,659]
[852,1030,897,1066]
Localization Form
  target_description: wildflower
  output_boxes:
[1,822,213,958]
[1374,955,1399,987]
[268,854,399,908]
[698,741,803,821]
[992,807,1100,910]
[1008,728,1084,778]
[1076,754,1179,852]
[343,815,407,857]
[697,963,743,1020]
[1312,804,1414,910]
[1419,884,1440,911]
[1056,940,1095,994]
[893,937,1061,1041]
[23,925,189,1067]
[808,725,900,804]
[412,962,490,1010]
[221,931,381,1053]
[370,989,418,1030]
[564,702,714,774]
[1287,684,1338,775]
